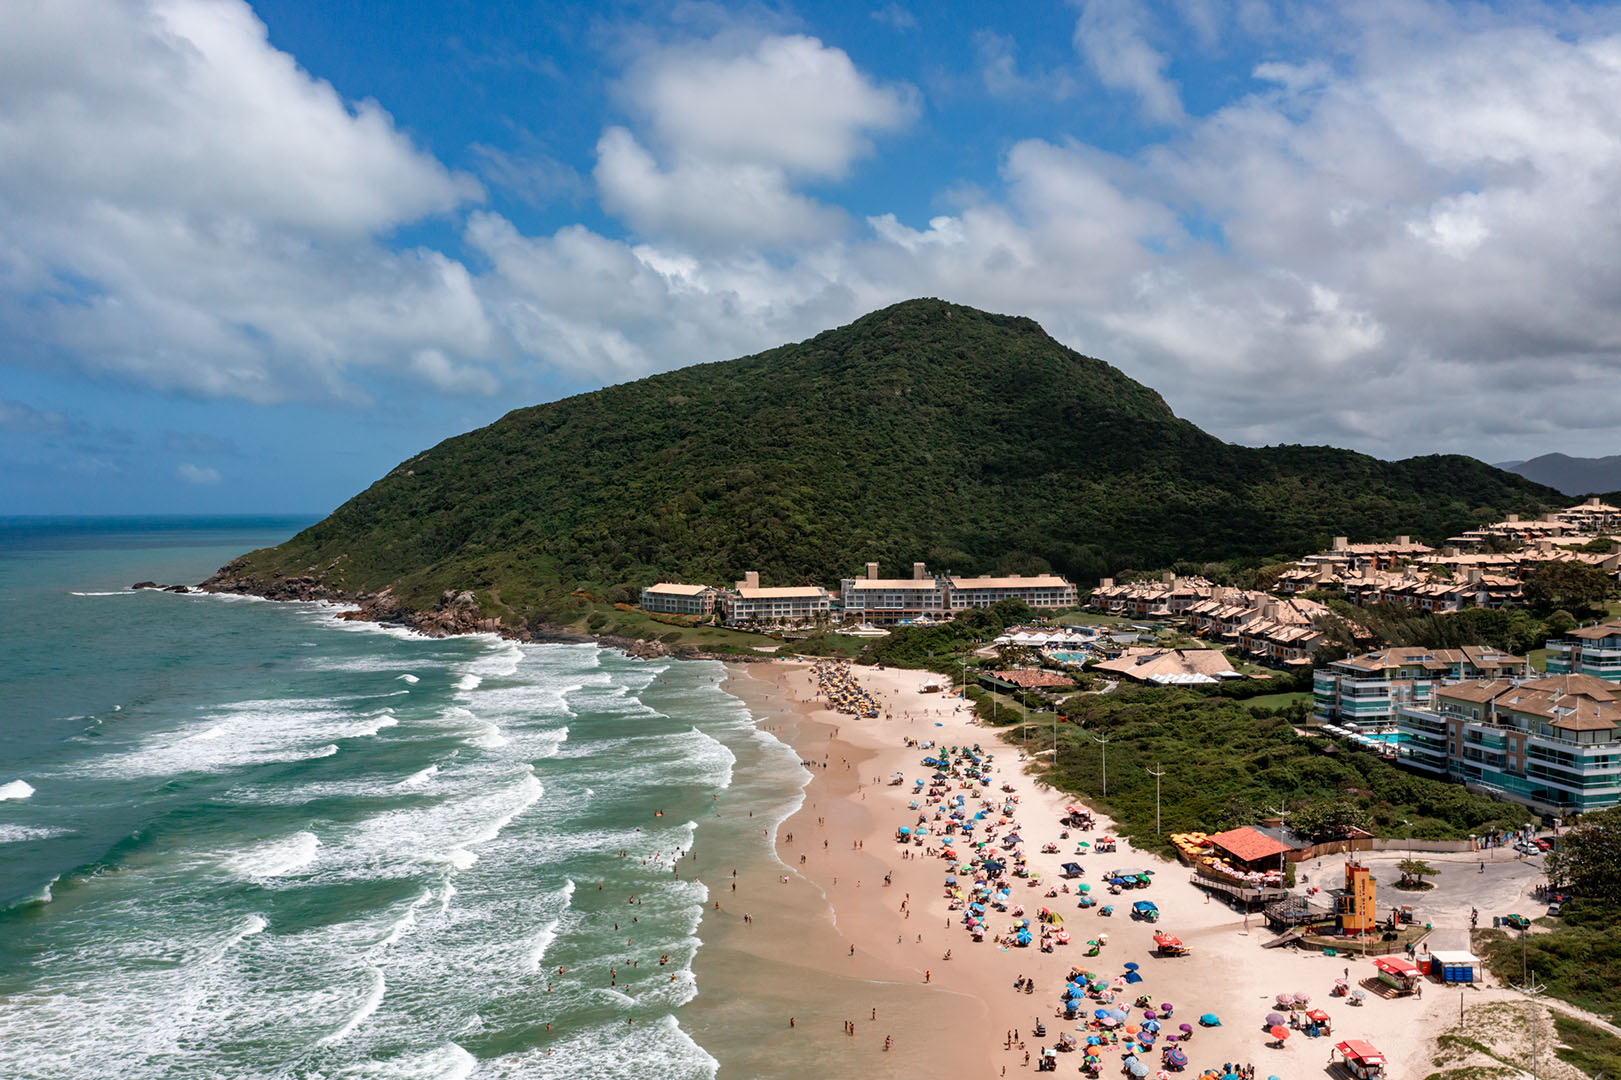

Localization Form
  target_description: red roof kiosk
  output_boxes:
[1333,1039,1387,1079]
[1373,956,1422,994]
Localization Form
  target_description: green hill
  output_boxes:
[206,299,1558,630]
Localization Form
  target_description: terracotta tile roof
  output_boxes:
[1208,826,1293,863]
[991,669,1077,689]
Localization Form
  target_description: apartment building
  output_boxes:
[639,582,718,617]
[840,562,951,625]
[1397,674,1621,814]
[721,571,831,627]
[1313,646,1528,726]
[1544,621,1621,683]
[948,573,1076,611]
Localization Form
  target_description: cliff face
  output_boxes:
[204,298,1560,635]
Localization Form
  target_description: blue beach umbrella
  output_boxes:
[1201,1014,1221,1027]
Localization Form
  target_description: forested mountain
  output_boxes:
[1502,452,1621,497]
[209,299,1558,626]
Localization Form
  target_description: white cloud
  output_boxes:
[0,0,492,404]
[620,34,918,180]
[408,349,501,396]
[1073,0,1186,124]
[177,462,221,485]
[974,29,1077,101]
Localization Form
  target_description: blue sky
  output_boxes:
[5,0,1621,515]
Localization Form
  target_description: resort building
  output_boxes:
[1093,647,1242,686]
[1396,674,1621,814]
[721,572,831,627]
[839,562,951,625]
[639,582,718,617]
[1299,536,1433,576]
[947,573,1077,612]
[1544,621,1621,682]
[1313,647,1528,726]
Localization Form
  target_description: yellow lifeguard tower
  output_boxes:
[1336,860,1377,935]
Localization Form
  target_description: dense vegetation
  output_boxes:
[218,299,1558,626]
[993,685,1522,857]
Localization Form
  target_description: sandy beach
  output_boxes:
[704,658,1574,1080]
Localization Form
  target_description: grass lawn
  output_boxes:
[1553,1013,1621,1079]
[1527,647,1549,673]
[1246,690,1312,711]
[1053,610,1147,628]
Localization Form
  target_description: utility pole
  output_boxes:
[1512,970,1547,1080]
[1089,731,1112,797]
[1147,763,1166,836]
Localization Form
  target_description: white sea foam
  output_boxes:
[0,824,71,843]
[317,965,386,1045]
[453,673,482,691]
[69,590,139,596]
[5,873,57,909]
[374,887,434,951]
[395,764,439,788]
[522,880,574,973]
[397,673,420,683]
[199,914,268,965]
[329,1042,477,1079]
[0,779,35,801]
[476,1014,718,1080]
[226,831,320,879]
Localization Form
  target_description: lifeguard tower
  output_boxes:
[1335,860,1377,935]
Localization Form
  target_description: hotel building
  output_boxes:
[1543,621,1621,683]
[639,582,718,617]
[1396,674,1621,814]
[1313,647,1528,726]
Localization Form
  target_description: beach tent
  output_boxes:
[1062,862,1085,878]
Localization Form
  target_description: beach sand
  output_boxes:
[692,658,1523,1080]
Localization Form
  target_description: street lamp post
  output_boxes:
[1147,763,1166,836]
[1513,970,1547,1080]
[1089,731,1112,797]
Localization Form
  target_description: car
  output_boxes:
[1535,839,1552,851]
[1547,903,1563,917]
[1502,913,1531,930]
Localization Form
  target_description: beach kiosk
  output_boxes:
[1426,950,1481,984]
[1373,957,1422,995]
[1152,932,1190,957]
[1332,1040,1387,1080]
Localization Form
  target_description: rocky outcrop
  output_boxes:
[192,562,770,662]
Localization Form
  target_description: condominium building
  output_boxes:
[1313,647,1528,726]
[721,572,831,627]
[639,582,718,617]
[840,562,951,625]
[948,573,1076,611]
[1396,674,1621,814]
[1544,621,1621,682]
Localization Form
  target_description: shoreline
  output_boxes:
[704,658,1509,1080]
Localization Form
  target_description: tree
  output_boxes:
[1547,807,1621,898]
[1396,858,1439,887]
[1522,560,1614,614]
[1291,797,1374,842]
[1545,609,1577,637]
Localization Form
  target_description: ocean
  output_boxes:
[0,518,808,1079]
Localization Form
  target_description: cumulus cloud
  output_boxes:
[0,0,492,403]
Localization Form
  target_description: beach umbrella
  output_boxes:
[1200,1013,1221,1026]
[1168,1049,1187,1067]
[1087,1035,1101,1046]
[1079,883,1092,893]
[1086,1046,1103,1058]
[1143,1020,1160,1033]
[1159,1003,1173,1014]
[1275,993,1293,1008]
[1094,1009,1111,1019]
[1157,1071,1172,1080]
[1293,992,1310,1006]
[1110,1008,1129,1021]
[1144,1010,1158,1020]
[1123,961,1140,971]
[1178,1023,1192,1033]
[1129,1063,1149,1077]
[1351,989,1366,1003]
[1125,1024,1140,1035]
[1265,1012,1286,1027]
[1100,1017,1119,1028]
[1270,1026,1289,1042]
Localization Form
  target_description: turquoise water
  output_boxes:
[1361,731,1409,745]
[0,519,801,1078]
[1048,650,1093,664]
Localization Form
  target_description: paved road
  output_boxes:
[1295,846,1547,951]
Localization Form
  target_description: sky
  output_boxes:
[4,0,1621,515]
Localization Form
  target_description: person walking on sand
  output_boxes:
[924,970,931,983]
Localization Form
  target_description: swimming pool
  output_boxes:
[1359,730,1409,745]
[1050,650,1094,665]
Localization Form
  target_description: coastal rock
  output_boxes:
[131,581,158,590]
[163,585,191,593]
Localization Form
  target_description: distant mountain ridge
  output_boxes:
[206,299,1560,633]
[1499,453,1621,497]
